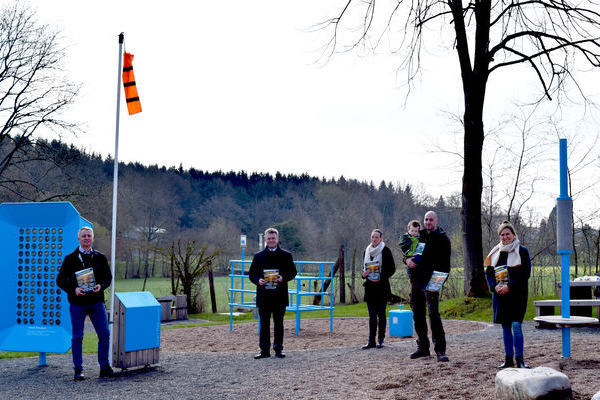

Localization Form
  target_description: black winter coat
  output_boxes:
[485,246,531,324]
[56,248,112,306]
[363,246,396,304]
[407,227,451,284]
[249,246,297,308]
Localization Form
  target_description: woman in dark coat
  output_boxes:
[485,221,531,369]
[361,229,396,349]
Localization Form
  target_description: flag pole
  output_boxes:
[108,32,124,367]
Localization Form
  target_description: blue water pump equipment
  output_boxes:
[389,304,413,337]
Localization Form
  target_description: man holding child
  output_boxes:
[404,211,451,362]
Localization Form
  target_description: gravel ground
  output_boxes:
[1,319,599,400]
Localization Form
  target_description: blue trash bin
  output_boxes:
[389,305,413,337]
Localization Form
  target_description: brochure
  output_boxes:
[75,267,96,293]
[414,242,425,256]
[494,265,509,284]
[365,261,381,282]
[425,271,449,292]
[263,269,280,290]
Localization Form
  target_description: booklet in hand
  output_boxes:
[364,261,381,282]
[426,271,449,292]
[75,267,96,293]
[263,269,280,290]
[494,265,509,284]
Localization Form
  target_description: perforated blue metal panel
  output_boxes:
[115,292,160,352]
[0,202,91,353]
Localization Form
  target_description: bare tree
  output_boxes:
[321,0,600,296]
[157,240,221,314]
[0,3,79,198]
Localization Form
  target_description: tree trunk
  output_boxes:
[124,256,129,279]
[183,280,194,314]
[339,245,345,304]
[208,267,217,313]
[351,248,356,295]
[170,249,177,295]
[151,252,157,277]
[594,228,599,274]
[461,94,490,297]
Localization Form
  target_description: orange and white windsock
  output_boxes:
[122,52,142,115]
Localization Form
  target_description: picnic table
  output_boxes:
[555,279,600,317]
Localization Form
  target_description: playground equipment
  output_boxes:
[228,259,335,335]
[533,139,599,357]
[389,304,413,337]
[112,292,160,369]
[0,202,91,366]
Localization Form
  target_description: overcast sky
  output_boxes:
[32,0,600,223]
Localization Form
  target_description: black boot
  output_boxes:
[497,356,514,369]
[515,356,530,369]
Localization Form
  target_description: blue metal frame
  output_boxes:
[228,260,336,335]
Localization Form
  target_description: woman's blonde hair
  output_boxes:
[497,220,517,237]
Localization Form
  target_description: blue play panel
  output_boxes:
[0,202,91,353]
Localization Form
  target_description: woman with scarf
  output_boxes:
[361,229,396,349]
[485,221,532,369]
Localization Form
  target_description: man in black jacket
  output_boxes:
[405,211,451,362]
[249,228,297,359]
[56,227,114,380]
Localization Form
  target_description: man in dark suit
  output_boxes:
[249,227,297,359]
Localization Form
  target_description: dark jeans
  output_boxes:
[70,301,110,370]
[410,280,446,354]
[502,322,524,357]
[366,301,387,343]
[258,302,286,353]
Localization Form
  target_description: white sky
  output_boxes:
[31,0,600,223]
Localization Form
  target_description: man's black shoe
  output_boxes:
[254,352,270,359]
[274,352,286,358]
[99,366,114,378]
[73,368,84,381]
[376,341,384,349]
[436,352,449,362]
[361,342,376,349]
[409,349,430,359]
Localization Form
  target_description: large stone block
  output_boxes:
[496,367,572,400]
[592,391,600,400]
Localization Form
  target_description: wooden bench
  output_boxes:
[533,299,600,327]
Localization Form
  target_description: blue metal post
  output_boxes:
[38,352,46,367]
[229,260,234,331]
[296,276,301,335]
[241,248,245,305]
[558,138,572,358]
[329,262,333,332]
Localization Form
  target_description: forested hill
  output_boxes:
[0,140,462,265]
